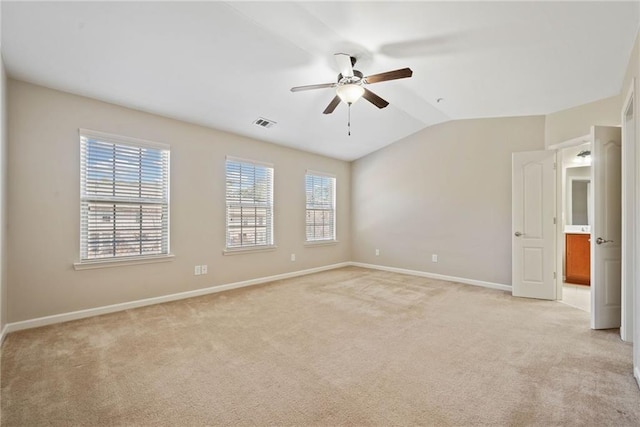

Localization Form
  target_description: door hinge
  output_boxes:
[553,162,557,170]
[553,217,557,224]
[553,272,557,279]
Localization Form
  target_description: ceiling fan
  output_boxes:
[291,53,413,115]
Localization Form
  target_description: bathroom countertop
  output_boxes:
[564,225,590,234]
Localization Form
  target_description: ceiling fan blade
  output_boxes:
[363,88,389,109]
[291,82,336,92]
[334,53,354,78]
[323,96,341,114]
[364,68,413,84]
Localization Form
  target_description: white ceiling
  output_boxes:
[2,1,638,161]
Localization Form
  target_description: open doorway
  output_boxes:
[559,142,592,313]
[553,126,623,331]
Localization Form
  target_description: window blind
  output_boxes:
[226,158,274,249]
[305,173,336,241]
[80,132,170,260]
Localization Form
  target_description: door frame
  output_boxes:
[551,127,629,334]
[549,135,591,302]
[621,78,636,343]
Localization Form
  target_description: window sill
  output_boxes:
[73,254,175,270]
[304,240,339,247]
[223,245,277,256]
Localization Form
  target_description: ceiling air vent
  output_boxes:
[253,117,277,129]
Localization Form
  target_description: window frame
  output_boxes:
[305,170,337,244]
[224,156,275,254]
[76,129,171,268]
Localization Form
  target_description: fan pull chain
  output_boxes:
[348,103,352,136]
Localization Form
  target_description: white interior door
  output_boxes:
[512,150,556,300]
[591,125,622,329]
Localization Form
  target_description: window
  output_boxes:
[305,172,336,242]
[80,130,170,261]
[225,157,274,250]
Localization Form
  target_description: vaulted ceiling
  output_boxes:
[2,1,638,160]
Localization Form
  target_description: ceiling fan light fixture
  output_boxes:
[336,84,365,104]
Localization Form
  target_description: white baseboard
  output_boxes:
[350,262,512,292]
[2,261,509,337]
[4,262,350,335]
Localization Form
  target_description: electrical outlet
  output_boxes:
[201,265,208,274]
[194,265,201,275]
[375,249,380,256]
[291,254,296,262]
[432,254,438,263]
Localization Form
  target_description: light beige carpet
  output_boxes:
[1,267,639,426]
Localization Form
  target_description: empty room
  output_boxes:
[1,1,640,425]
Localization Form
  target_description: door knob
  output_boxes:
[596,237,613,245]
[514,231,523,237]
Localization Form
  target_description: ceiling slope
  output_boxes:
[2,1,638,160]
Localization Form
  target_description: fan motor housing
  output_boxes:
[338,70,364,85]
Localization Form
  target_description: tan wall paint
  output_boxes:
[7,79,351,322]
[1,56,7,332]
[351,116,545,285]
[544,95,621,147]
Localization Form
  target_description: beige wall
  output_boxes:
[0,54,7,332]
[7,79,351,322]
[351,116,545,286]
[544,95,621,147]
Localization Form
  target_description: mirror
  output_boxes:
[571,180,589,225]
[566,166,590,226]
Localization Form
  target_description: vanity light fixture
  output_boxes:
[574,149,592,165]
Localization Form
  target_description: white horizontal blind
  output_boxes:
[305,173,335,241]
[226,158,274,249]
[80,133,170,260]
